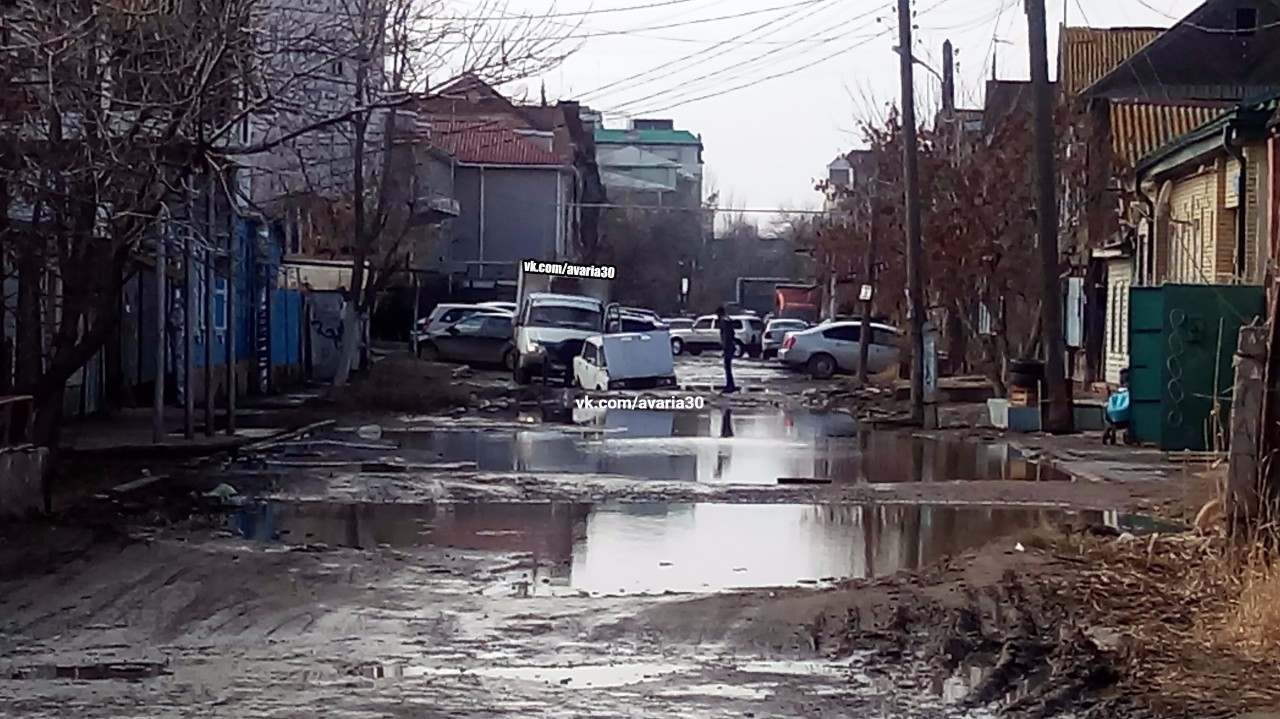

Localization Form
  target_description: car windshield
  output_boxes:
[527,304,602,331]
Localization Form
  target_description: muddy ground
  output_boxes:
[0,354,1259,717]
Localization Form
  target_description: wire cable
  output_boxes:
[576,0,847,100]
[604,0,881,111]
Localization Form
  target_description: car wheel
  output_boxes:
[746,344,761,359]
[502,348,517,372]
[808,353,837,380]
[514,362,532,385]
[671,337,684,355]
[762,349,776,360]
[732,340,746,358]
[419,342,440,361]
[689,347,702,357]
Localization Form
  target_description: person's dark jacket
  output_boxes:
[717,316,736,355]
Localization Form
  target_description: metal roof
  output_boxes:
[594,128,701,147]
[1084,0,1280,102]
[1058,27,1164,98]
[1109,101,1229,166]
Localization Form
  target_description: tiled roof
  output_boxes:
[595,128,701,146]
[1109,101,1228,166]
[1059,27,1164,98]
[430,119,563,166]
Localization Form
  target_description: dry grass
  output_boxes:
[1044,529,1280,713]
[331,355,476,413]
[1227,563,1280,654]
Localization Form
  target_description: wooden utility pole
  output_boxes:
[204,175,215,436]
[858,194,878,385]
[1026,0,1073,433]
[897,0,926,424]
[153,232,167,445]
[183,210,195,440]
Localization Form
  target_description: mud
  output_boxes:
[1,354,1234,717]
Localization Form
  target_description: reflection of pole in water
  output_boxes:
[720,408,734,438]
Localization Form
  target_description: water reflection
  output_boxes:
[390,409,1064,485]
[230,500,1092,594]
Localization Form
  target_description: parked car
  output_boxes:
[479,301,518,313]
[416,303,508,341]
[762,318,810,359]
[664,317,695,355]
[573,332,677,390]
[778,321,902,379]
[611,313,667,333]
[417,312,517,369]
[682,314,765,358]
[620,306,661,321]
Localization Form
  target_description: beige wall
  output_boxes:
[1159,143,1269,286]
[1104,257,1132,386]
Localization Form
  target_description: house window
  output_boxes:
[1236,7,1258,34]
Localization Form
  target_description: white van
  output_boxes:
[573,332,677,390]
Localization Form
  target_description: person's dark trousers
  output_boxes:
[722,351,736,392]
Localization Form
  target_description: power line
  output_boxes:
[625,29,891,115]
[576,0,845,100]
[604,0,880,111]
[621,0,956,116]
[440,0,831,41]
[435,0,718,21]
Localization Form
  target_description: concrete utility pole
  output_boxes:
[1026,0,1073,433]
[897,0,926,425]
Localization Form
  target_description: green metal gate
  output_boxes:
[1128,284,1264,451]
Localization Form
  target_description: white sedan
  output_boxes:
[778,321,901,379]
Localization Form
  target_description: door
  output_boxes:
[821,325,861,370]
[690,318,717,347]
[868,328,900,374]
[435,314,488,361]
[475,316,514,364]
[575,342,606,389]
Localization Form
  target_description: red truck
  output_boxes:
[773,283,823,323]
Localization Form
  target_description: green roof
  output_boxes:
[594,128,701,146]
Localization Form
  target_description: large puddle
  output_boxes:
[229,500,1117,595]
[310,408,1068,485]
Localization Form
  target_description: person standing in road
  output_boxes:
[716,306,738,394]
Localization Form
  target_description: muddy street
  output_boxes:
[1,357,1187,718]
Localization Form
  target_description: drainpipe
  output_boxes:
[1134,175,1156,285]
[1224,124,1249,282]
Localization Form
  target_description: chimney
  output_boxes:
[942,39,955,114]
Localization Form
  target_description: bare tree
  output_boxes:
[0,0,253,443]
[219,0,574,385]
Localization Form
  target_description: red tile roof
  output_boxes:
[428,119,563,166]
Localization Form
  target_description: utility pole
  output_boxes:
[858,192,878,385]
[153,232,167,445]
[897,0,926,425]
[1027,0,1073,433]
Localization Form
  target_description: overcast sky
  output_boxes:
[485,0,1203,218]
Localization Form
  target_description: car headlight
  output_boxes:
[527,341,544,354]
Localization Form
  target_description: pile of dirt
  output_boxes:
[835,530,1280,718]
[329,355,493,414]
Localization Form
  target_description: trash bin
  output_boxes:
[1007,358,1043,408]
